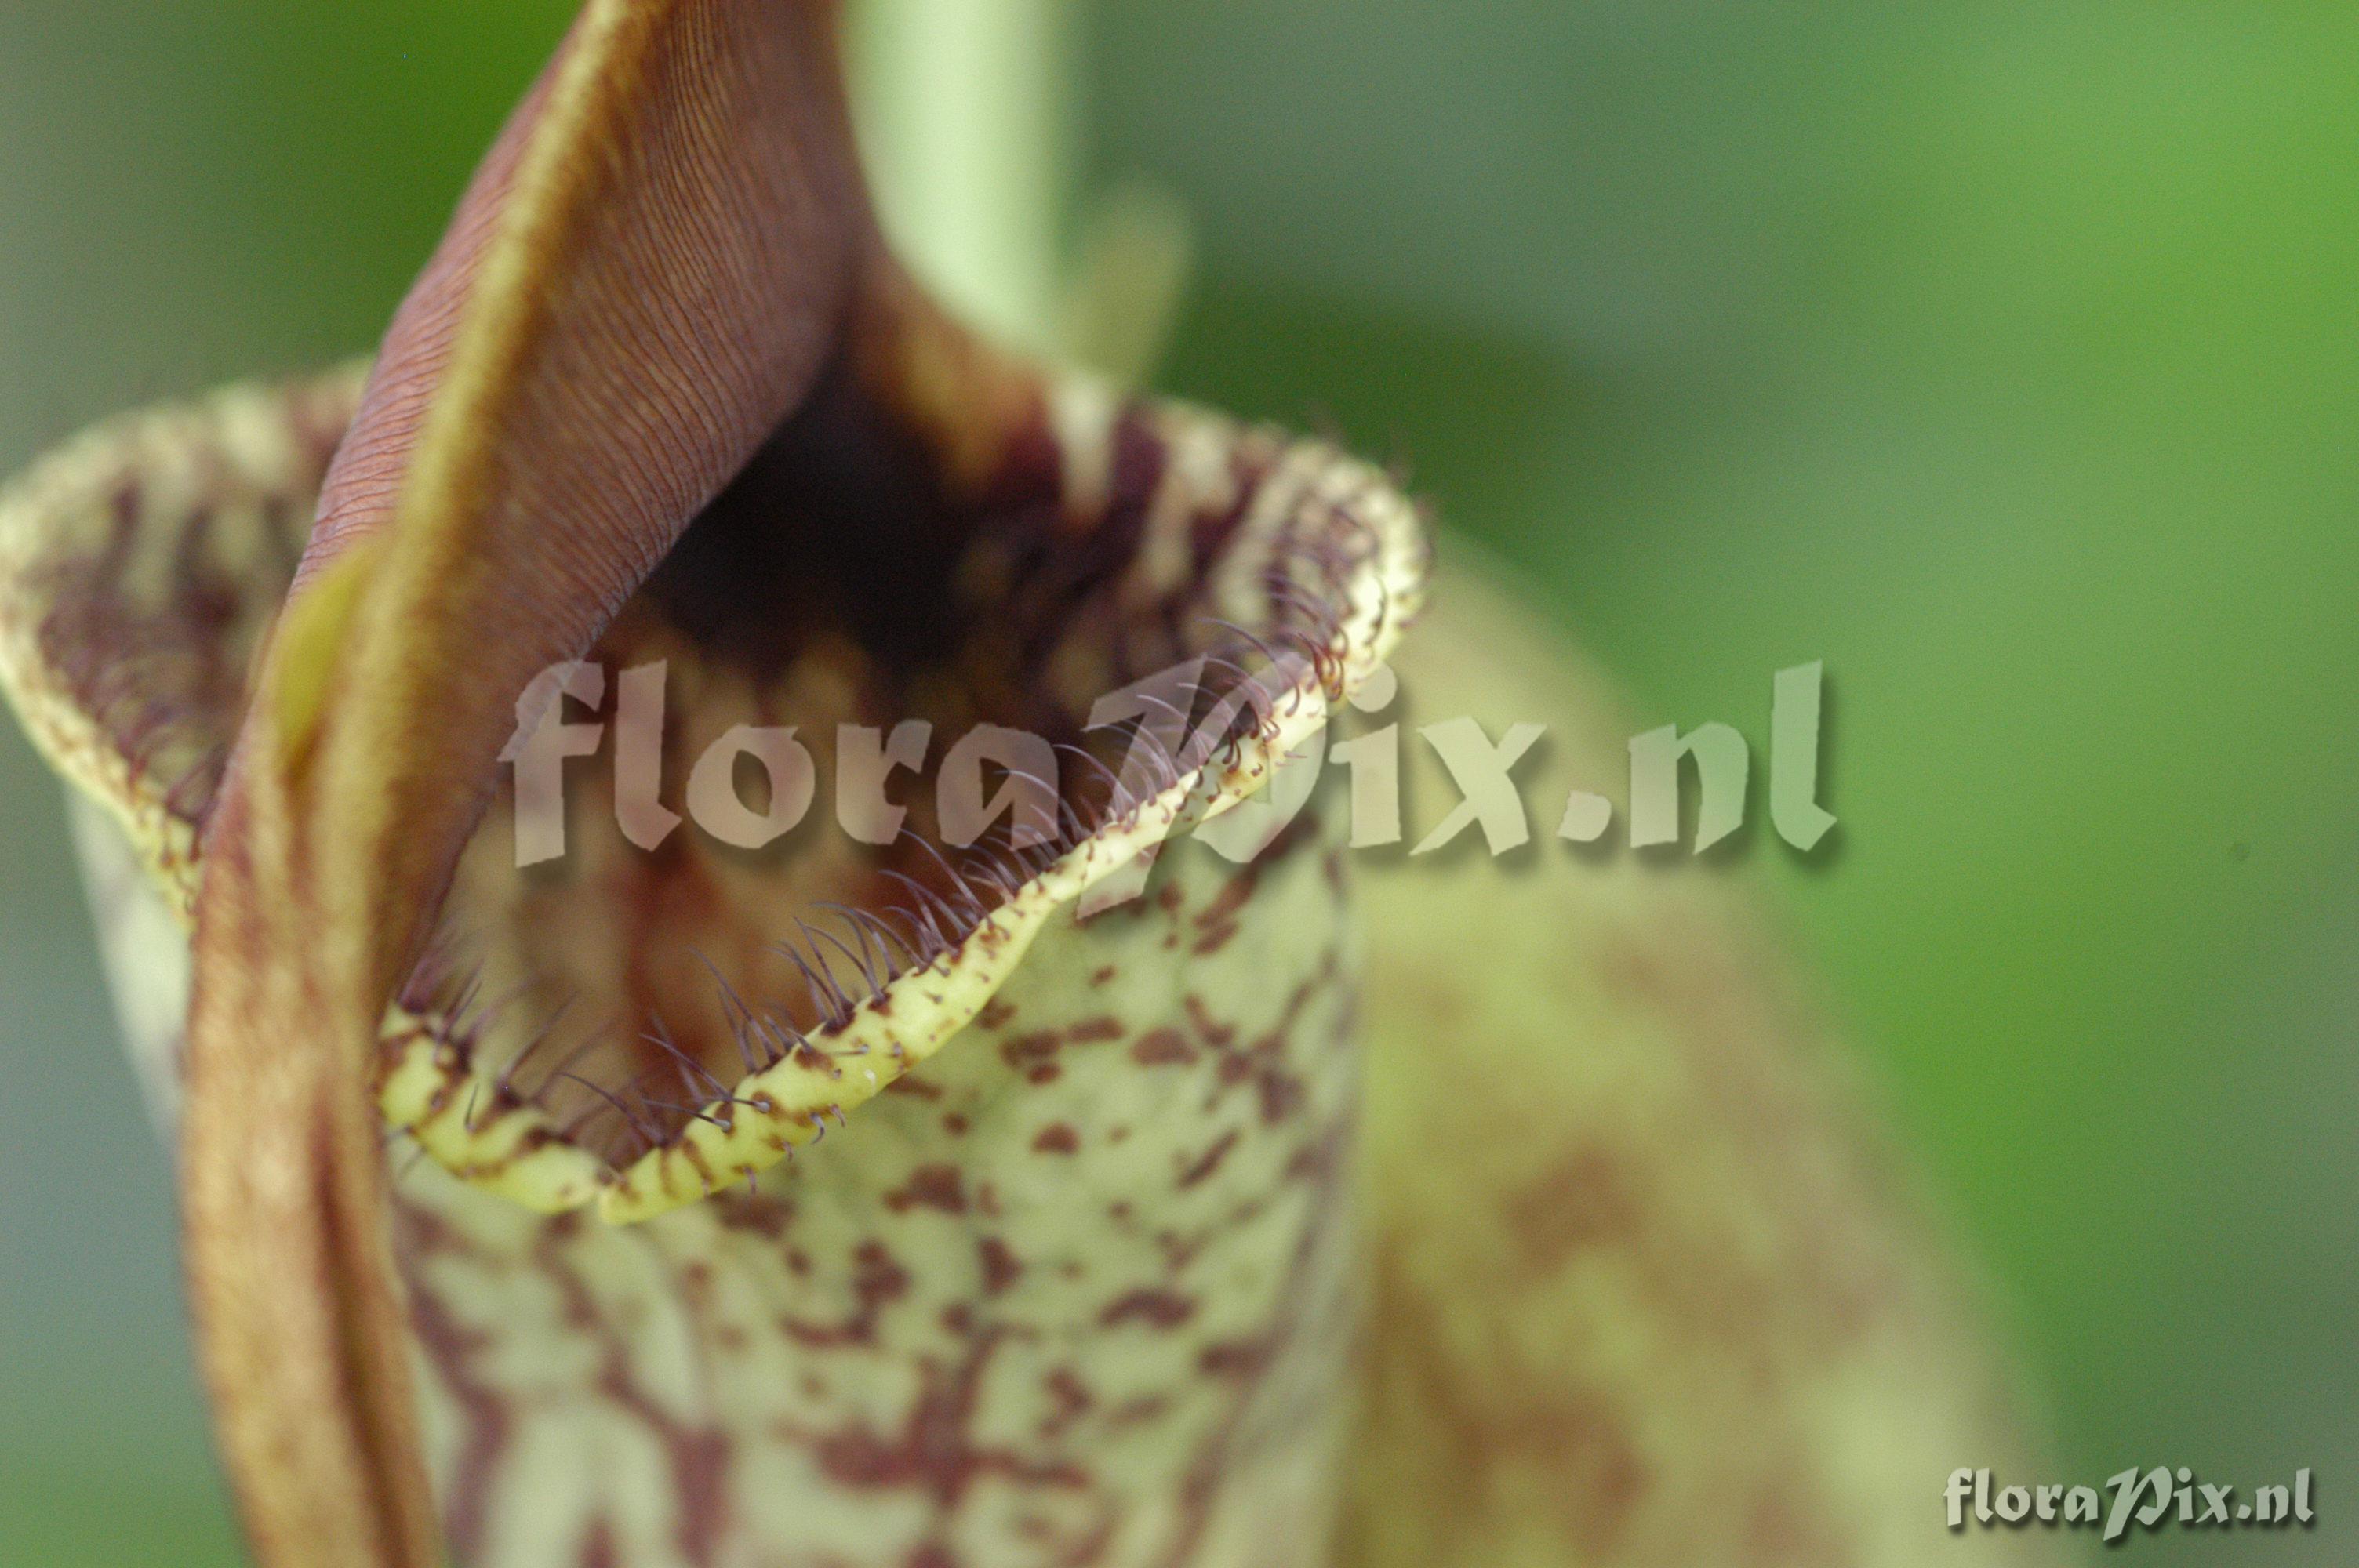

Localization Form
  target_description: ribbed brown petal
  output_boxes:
[186,4,869,1563]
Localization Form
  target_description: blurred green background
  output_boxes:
[2,2,2353,1563]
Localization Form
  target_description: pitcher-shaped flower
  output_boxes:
[0,3,2059,1566]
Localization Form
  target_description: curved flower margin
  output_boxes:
[0,359,1423,1568]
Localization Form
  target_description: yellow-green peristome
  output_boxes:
[0,359,1427,1566]
[3,363,2067,1568]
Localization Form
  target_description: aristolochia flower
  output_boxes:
[0,4,2058,1566]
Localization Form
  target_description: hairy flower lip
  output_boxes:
[0,354,1427,1232]
[169,0,1419,1246]
[0,358,1420,1568]
[375,364,1424,1226]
